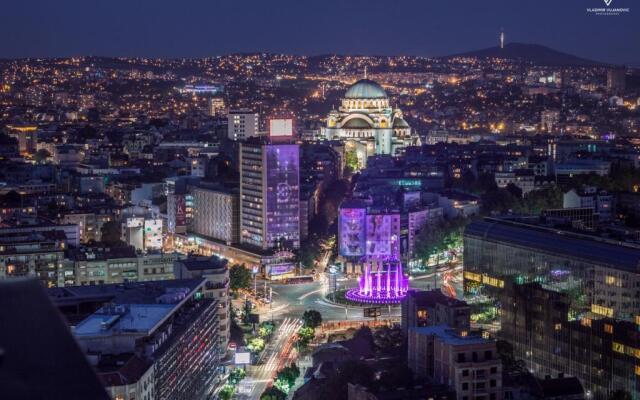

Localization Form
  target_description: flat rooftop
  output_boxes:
[465,218,640,272]
[74,304,175,337]
[409,325,490,346]
[48,278,205,307]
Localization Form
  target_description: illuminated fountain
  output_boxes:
[345,260,409,304]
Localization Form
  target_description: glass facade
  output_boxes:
[464,219,640,321]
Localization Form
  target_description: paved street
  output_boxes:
[235,263,463,398]
[237,317,302,399]
[262,264,463,322]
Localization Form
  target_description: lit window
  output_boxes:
[604,324,613,334]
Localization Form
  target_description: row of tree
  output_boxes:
[413,217,467,267]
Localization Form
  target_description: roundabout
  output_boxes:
[344,261,409,305]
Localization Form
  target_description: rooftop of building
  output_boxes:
[48,278,206,307]
[465,217,640,272]
[0,229,68,246]
[408,325,490,346]
[74,303,176,337]
[96,354,152,388]
[66,244,138,261]
[177,255,228,271]
[404,289,469,308]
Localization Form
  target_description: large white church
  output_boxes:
[322,78,419,169]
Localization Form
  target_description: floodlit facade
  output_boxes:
[239,139,300,250]
[322,79,418,168]
[192,185,239,244]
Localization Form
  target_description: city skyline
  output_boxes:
[1,3,640,398]
[1,0,639,65]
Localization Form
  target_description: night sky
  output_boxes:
[1,0,639,65]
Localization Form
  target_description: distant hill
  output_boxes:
[444,43,609,67]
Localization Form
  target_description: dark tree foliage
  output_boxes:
[302,309,322,328]
[100,220,122,245]
[229,264,252,292]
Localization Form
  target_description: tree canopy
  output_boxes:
[302,309,322,328]
[229,264,252,292]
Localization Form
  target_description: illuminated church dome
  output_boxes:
[344,79,388,99]
[322,77,419,169]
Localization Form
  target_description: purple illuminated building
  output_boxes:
[339,202,410,303]
[239,139,300,250]
[346,260,409,304]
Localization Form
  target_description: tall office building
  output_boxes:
[227,109,260,141]
[463,217,640,321]
[239,119,300,250]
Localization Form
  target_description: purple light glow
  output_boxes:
[345,261,409,304]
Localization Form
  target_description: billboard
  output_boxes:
[269,118,293,138]
[365,214,400,260]
[267,263,295,277]
[339,208,366,257]
[144,219,163,250]
[265,144,300,248]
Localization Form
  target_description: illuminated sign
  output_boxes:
[464,271,482,282]
[267,263,295,276]
[463,271,504,288]
[592,304,614,318]
[175,195,186,226]
[365,214,400,259]
[269,118,293,138]
[339,208,366,257]
[234,352,251,365]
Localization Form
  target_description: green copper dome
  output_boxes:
[344,79,387,99]
[342,118,372,129]
[393,117,409,128]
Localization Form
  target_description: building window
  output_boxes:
[462,382,469,390]
[462,369,469,377]
[604,324,614,334]
[458,353,466,362]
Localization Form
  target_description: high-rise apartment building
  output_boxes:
[239,126,300,250]
[227,109,259,141]
[51,279,223,400]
